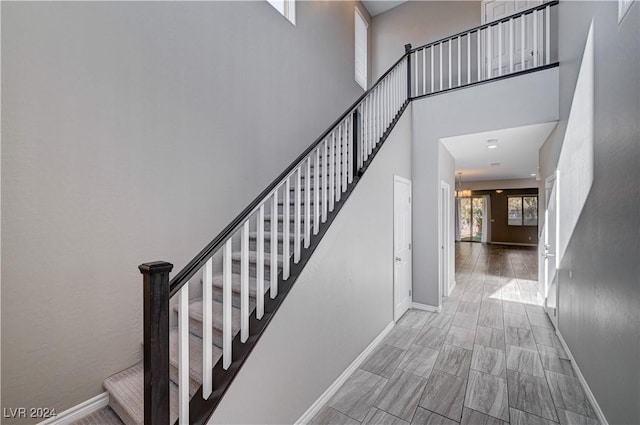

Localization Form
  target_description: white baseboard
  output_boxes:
[555,330,608,425]
[489,241,537,247]
[447,281,457,297]
[38,392,109,425]
[295,321,395,425]
[411,302,441,313]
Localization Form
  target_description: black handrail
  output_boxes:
[410,0,559,53]
[168,52,410,296]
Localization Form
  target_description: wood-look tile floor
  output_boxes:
[310,243,600,425]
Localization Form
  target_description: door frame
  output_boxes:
[543,170,559,329]
[393,175,412,321]
[439,181,451,299]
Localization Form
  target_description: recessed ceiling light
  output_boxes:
[496,189,504,193]
[530,173,537,177]
[487,144,498,149]
[486,139,498,149]
[491,162,501,167]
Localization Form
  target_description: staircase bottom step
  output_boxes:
[104,363,178,425]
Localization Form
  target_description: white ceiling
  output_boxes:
[441,122,557,181]
[361,1,408,17]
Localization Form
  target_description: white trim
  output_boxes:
[295,321,395,425]
[488,241,537,247]
[37,393,109,425]
[412,302,441,313]
[555,330,609,425]
[448,280,457,297]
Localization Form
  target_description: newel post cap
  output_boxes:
[138,261,174,275]
[404,43,412,53]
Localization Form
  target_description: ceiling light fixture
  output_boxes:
[530,173,537,177]
[455,172,472,198]
[491,162,501,167]
[487,139,498,149]
[496,189,504,194]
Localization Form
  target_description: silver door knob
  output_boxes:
[395,256,402,262]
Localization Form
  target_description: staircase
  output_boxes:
[96,159,340,425]
[71,3,559,423]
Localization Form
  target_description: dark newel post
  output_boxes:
[139,261,173,425]
[352,109,359,178]
[405,43,412,101]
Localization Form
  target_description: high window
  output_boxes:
[266,0,295,25]
[508,195,538,226]
[354,8,368,90]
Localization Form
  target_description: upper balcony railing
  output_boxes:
[408,0,558,99]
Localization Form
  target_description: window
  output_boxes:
[354,8,368,90]
[266,0,295,25]
[508,196,538,226]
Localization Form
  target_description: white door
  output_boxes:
[482,0,544,76]
[439,182,450,298]
[394,176,412,321]
[542,173,558,328]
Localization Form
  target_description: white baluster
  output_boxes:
[257,205,265,318]
[467,33,471,84]
[422,48,426,95]
[178,283,189,424]
[304,157,311,248]
[222,239,232,370]
[457,36,461,87]
[487,25,492,78]
[498,23,503,76]
[322,140,328,221]
[283,178,290,279]
[448,39,452,88]
[439,43,443,91]
[329,133,336,211]
[510,18,514,73]
[203,257,213,398]
[414,52,418,97]
[477,29,481,81]
[521,14,526,69]
[241,222,250,339]
[270,190,278,298]
[533,10,538,67]
[335,125,342,203]
[343,119,349,190]
[294,168,302,261]
[314,148,320,233]
[545,6,551,64]
[431,46,435,93]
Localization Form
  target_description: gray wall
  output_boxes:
[209,108,412,425]
[1,1,372,418]
[537,2,639,424]
[412,67,559,307]
[370,1,480,81]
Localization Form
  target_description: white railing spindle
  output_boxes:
[422,48,426,95]
[240,222,250,339]
[431,47,435,93]
[498,22,503,76]
[487,25,492,78]
[510,18,514,73]
[477,29,481,81]
[467,33,471,84]
[314,148,320,233]
[294,168,301,261]
[322,140,328,221]
[203,257,213,398]
[257,205,265,318]
[533,10,538,67]
[222,239,232,370]
[329,133,336,211]
[439,43,443,91]
[457,36,461,87]
[270,190,278,298]
[448,39,452,88]
[545,6,551,64]
[335,125,342,202]
[304,158,311,248]
[521,15,526,69]
[178,283,189,424]
[283,179,290,279]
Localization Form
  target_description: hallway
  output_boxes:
[310,244,599,425]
